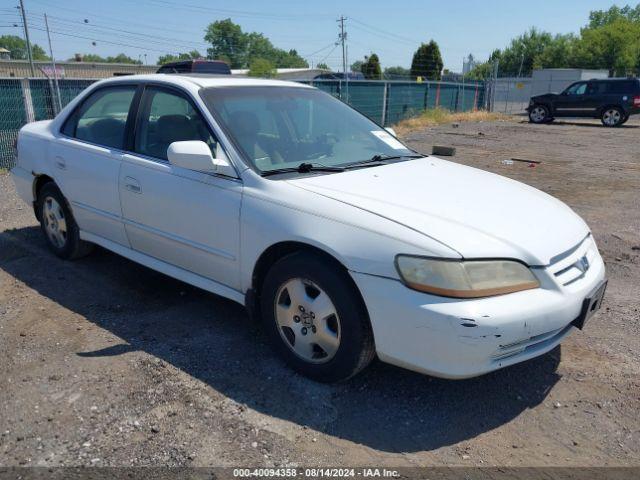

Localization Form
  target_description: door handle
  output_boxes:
[54,156,66,170]
[124,176,142,194]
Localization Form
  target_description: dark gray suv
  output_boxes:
[527,78,640,127]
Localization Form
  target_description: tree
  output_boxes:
[361,53,382,79]
[410,40,443,80]
[158,50,202,64]
[466,3,640,79]
[316,62,330,70]
[384,66,410,79]
[350,60,363,73]
[106,53,142,64]
[494,28,555,76]
[588,3,640,28]
[574,18,640,76]
[204,19,307,69]
[204,19,247,68]
[466,50,500,80]
[248,58,276,78]
[534,34,578,70]
[71,53,106,62]
[0,35,48,60]
[68,53,142,64]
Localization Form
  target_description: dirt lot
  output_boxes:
[1,117,639,469]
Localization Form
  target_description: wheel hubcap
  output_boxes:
[274,278,341,364]
[603,109,620,126]
[531,107,546,122]
[42,196,67,248]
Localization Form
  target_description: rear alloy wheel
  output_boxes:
[261,252,375,382]
[601,107,624,127]
[37,183,93,260]
[529,105,549,124]
[42,196,68,250]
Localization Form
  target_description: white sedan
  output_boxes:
[11,74,607,382]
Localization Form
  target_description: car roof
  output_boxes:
[591,78,639,82]
[94,73,313,90]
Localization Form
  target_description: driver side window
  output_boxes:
[565,82,587,96]
[134,87,217,161]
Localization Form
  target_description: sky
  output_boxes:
[1,0,633,71]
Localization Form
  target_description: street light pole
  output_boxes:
[18,0,35,76]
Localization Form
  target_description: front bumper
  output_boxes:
[352,237,606,379]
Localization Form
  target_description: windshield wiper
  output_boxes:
[343,153,424,170]
[261,162,345,177]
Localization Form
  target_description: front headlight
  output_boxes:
[395,255,540,298]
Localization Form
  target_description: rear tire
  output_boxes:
[601,107,624,127]
[260,252,375,382]
[529,105,549,124]
[36,182,93,260]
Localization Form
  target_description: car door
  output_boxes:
[51,85,138,246]
[584,81,608,116]
[554,82,590,117]
[119,85,242,290]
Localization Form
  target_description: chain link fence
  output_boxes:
[487,77,532,114]
[0,77,486,170]
[307,79,485,126]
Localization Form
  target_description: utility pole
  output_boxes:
[517,53,525,78]
[18,0,35,76]
[44,13,62,112]
[337,15,348,101]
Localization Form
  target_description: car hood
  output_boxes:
[286,158,589,265]
[532,93,559,102]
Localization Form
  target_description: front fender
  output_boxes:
[238,176,460,293]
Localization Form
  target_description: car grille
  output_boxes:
[548,235,598,287]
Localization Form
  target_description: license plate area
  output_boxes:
[573,279,607,330]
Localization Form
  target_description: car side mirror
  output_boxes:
[167,141,235,176]
[385,127,398,137]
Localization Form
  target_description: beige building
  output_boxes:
[0,59,158,79]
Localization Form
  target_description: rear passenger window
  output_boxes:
[605,81,636,94]
[134,88,217,161]
[63,86,136,149]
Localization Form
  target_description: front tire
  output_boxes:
[529,105,549,124]
[601,107,624,127]
[260,252,375,382]
[37,183,93,260]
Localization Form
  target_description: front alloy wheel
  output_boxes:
[260,252,375,382]
[528,105,549,124]
[275,278,341,363]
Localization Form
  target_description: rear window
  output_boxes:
[193,62,231,74]
[157,61,231,75]
[604,81,639,94]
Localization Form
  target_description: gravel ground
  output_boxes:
[0,116,639,469]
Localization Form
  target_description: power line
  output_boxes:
[349,18,419,46]
[141,0,335,21]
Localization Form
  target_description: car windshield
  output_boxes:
[200,86,415,174]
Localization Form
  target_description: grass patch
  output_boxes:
[394,108,510,135]
[0,167,8,175]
